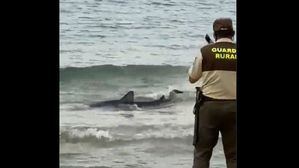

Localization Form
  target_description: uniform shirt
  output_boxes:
[188,38,236,100]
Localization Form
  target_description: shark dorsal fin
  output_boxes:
[120,91,134,103]
[159,95,166,100]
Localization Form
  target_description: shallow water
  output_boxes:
[60,0,236,167]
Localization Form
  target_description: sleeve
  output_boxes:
[188,53,203,83]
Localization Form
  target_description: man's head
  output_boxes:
[213,18,235,40]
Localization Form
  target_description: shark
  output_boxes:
[89,89,183,109]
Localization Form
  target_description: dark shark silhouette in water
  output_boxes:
[89,89,183,109]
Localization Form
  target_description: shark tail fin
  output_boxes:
[171,89,183,94]
[120,91,134,103]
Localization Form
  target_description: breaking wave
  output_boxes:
[60,125,194,147]
[60,64,188,82]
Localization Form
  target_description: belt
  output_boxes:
[202,95,236,101]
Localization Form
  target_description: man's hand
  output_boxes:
[189,76,198,84]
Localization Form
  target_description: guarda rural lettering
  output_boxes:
[211,48,237,59]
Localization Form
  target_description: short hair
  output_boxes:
[214,30,235,38]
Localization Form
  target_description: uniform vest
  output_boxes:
[200,42,237,100]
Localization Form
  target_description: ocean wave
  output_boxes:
[60,166,111,168]
[59,66,197,108]
[60,64,188,82]
[60,125,194,146]
[148,2,177,7]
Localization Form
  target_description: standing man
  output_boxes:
[188,18,236,168]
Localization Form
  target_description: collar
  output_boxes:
[216,38,233,43]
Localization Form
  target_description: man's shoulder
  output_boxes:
[201,42,236,50]
[200,43,215,51]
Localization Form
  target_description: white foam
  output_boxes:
[133,126,193,140]
[68,128,113,140]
